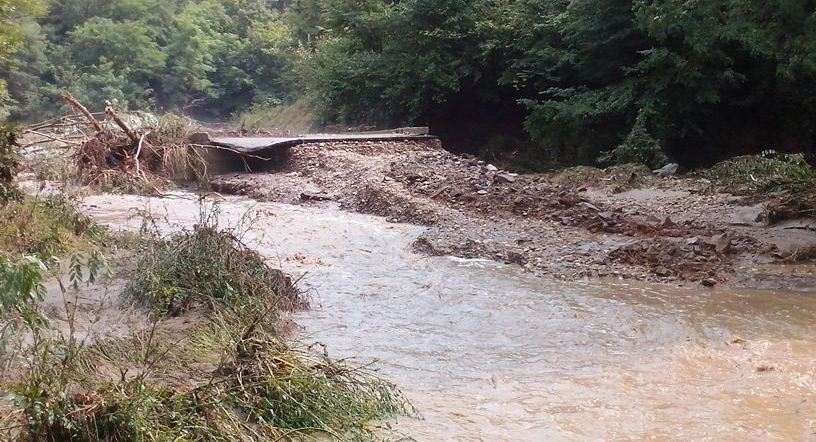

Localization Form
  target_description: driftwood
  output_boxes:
[62,93,103,133]
[22,95,208,196]
[105,101,139,143]
[21,129,83,148]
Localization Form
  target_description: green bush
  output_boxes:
[16,316,410,440]
[12,206,409,440]
[0,124,20,204]
[706,152,816,195]
[124,208,303,316]
[0,195,102,260]
[599,112,669,169]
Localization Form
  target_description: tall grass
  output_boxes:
[124,205,304,317]
[13,311,410,440]
[3,204,411,441]
[706,152,816,194]
[0,195,106,331]
[0,195,103,260]
[237,98,316,134]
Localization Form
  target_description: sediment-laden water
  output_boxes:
[81,191,816,440]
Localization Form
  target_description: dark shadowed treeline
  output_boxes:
[2,0,816,168]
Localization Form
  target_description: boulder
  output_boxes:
[494,172,517,183]
[652,163,679,177]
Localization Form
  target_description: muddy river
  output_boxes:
[80,191,816,440]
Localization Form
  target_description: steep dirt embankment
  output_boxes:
[211,140,816,289]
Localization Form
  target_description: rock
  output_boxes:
[495,172,517,183]
[708,234,730,253]
[729,204,766,226]
[598,211,614,221]
[654,266,672,277]
[485,164,499,172]
[578,202,600,212]
[652,163,679,177]
[477,190,488,195]
[505,251,527,265]
[300,192,333,202]
[661,216,676,227]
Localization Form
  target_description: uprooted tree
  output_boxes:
[24,93,209,194]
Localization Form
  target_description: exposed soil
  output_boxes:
[210,140,816,289]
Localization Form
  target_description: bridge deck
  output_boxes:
[205,131,434,155]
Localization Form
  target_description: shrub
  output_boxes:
[0,195,102,260]
[0,124,20,204]
[706,152,816,195]
[10,205,409,440]
[15,314,410,440]
[124,206,304,317]
[599,113,669,169]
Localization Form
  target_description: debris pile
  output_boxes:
[388,153,730,240]
[22,94,207,194]
[209,139,811,285]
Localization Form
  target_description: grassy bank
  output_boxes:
[0,203,410,440]
[703,153,816,221]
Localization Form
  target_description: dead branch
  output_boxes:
[62,93,103,133]
[104,103,139,143]
[20,145,74,156]
[135,131,150,176]
[20,129,84,148]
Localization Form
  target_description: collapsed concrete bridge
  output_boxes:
[191,127,436,160]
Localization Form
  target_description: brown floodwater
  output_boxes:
[80,191,816,440]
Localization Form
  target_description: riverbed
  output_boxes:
[80,191,816,440]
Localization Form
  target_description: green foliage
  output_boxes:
[5,0,816,168]
[3,0,298,120]
[498,0,816,166]
[0,124,20,203]
[706,152,816,195]
[11,207,409,441]
[303,0,485,127]
[0,254,47,328]
[705,152,816,221]
[0,194,105,340]
[0,195,102,259]
[124,206,302,316]
[68,18,166,77]
[0,0,46,117]
[238,97,316,132]
[294,0,816,167]
[16,313,410,440]
[599,110,669,169]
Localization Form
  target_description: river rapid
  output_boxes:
[80,191,816,440]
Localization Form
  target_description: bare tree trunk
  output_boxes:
[61,93,103,133]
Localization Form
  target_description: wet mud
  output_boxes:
[210,141,816,289]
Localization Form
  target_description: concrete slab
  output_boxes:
[211,133,435,152]
[191,129,436,158]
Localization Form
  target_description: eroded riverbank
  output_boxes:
[79,191,816,439]
[210,140,816,291]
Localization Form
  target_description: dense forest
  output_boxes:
[2,0,815,168]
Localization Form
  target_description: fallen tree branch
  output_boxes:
[135,131,150,176]
[105,103,139,143]
[62,93,102,133]
[20,129,84,147]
